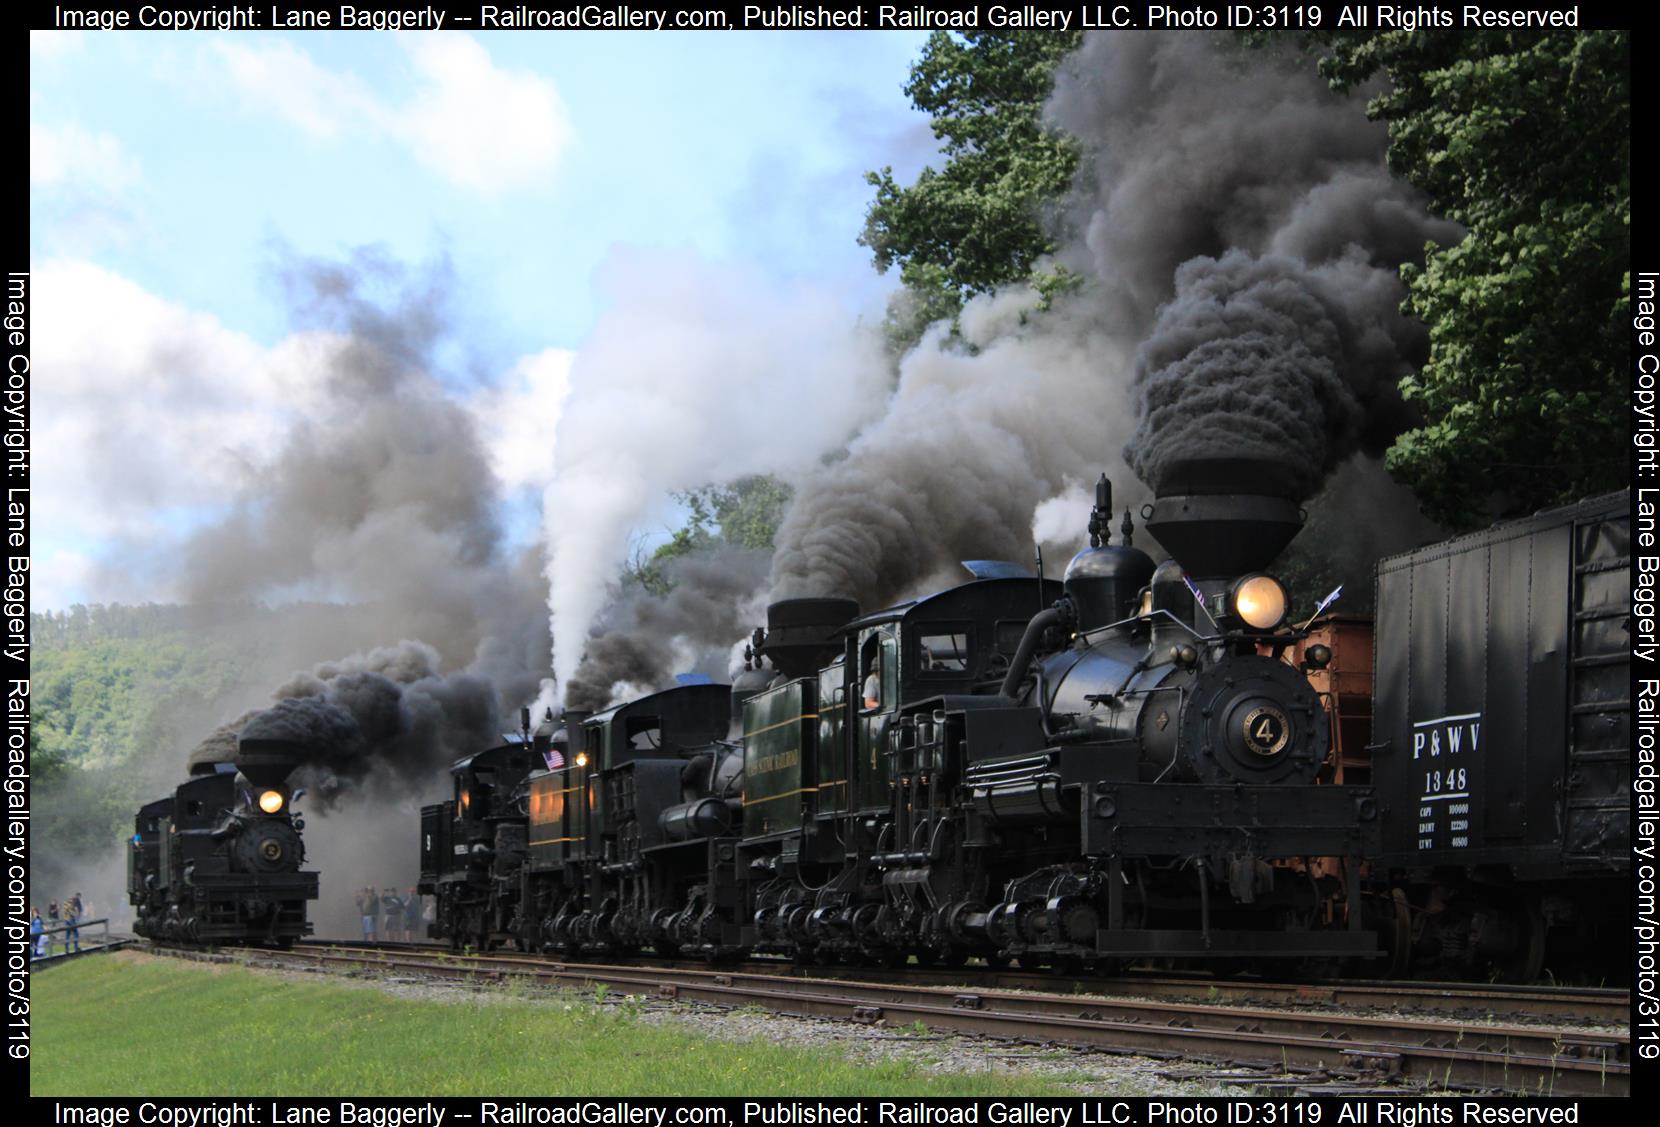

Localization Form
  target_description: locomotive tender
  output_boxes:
[128,736,319,946]
[418,463,1630,978]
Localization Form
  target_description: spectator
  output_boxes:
[403,888,423,942]
[356,887,379,942]
[46,900,60,956]
[64,892,84,953]
[381,888,403,942]
[29,908,44,959]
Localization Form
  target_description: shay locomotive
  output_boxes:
[419,459,1630,980]
[128,735,319,946]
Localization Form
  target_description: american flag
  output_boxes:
[544,748,565,770]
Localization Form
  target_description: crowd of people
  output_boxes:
[29,892,89,958]
[355,886,426,942]
[26,884,429,953]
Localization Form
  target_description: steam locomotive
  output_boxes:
[419,459,1629,981]
[128,736,319,947]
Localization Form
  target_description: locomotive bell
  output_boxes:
[1142,457,1305,578]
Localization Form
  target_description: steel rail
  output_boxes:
[301,939,1633,1024]
[273,943,1626,1096]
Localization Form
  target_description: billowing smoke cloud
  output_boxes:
[542,249,886,701]
[1043,35,1457,502]
[1049,36,1450,335]
[769,32,1456,609]
[251,641,500,808]
[148,252,553,833]
[1125,249,1423,499]
[177,251,552,715]
[562,545,771,713]
[769,288,1139,608]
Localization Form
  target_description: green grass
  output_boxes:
[32,954,1081,1096]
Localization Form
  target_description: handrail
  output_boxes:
[31,916,116,956]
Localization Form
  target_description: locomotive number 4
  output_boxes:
[1241,706,1289,756]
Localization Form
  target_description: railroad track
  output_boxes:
[217,941,1630,1096]
[303,939,1633,1025]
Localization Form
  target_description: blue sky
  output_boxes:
[30,29,936,609]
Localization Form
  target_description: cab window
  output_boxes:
[860,630,898,713]
[917,630,970,674]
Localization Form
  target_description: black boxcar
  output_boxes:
[1370,490,1628,977]
[1373,490,1629,870]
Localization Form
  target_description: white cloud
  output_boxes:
[465,347,575,493]
[29,548,98,613]
[30,122,139,192]
[32,259,335,548]
[29,30,84,61]
[393,36,573,194]
[212,39,378,139]
[33,260,570,608]
[211,34,572,195]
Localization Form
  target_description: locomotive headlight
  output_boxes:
[258,790,285,814]
[574,752,590,768]
[1230,574,1288,630]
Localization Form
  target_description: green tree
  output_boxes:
[624,475,794,595]
[1315,30,1629,526]
[861,30,1084,348]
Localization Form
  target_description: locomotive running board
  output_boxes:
[1095,927,1380,958]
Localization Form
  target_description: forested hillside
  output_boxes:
[29,602,409,876]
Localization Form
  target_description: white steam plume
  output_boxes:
[541,249,886,699]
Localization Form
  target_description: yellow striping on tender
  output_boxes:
[741,786,819,806]
[745,713,818,737]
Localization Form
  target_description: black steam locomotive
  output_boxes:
[419,460,1629,981]
[128,736,319,947]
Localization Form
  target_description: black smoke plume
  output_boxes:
[564,546,769,712]
[769,33,1457,608]
[157,249,552,833]
[767,294,1135,609]
[1125,250,1425,500]
[180,249,551,712]
[265,641,500,808]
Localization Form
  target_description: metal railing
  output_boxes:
[30,916,116,959]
